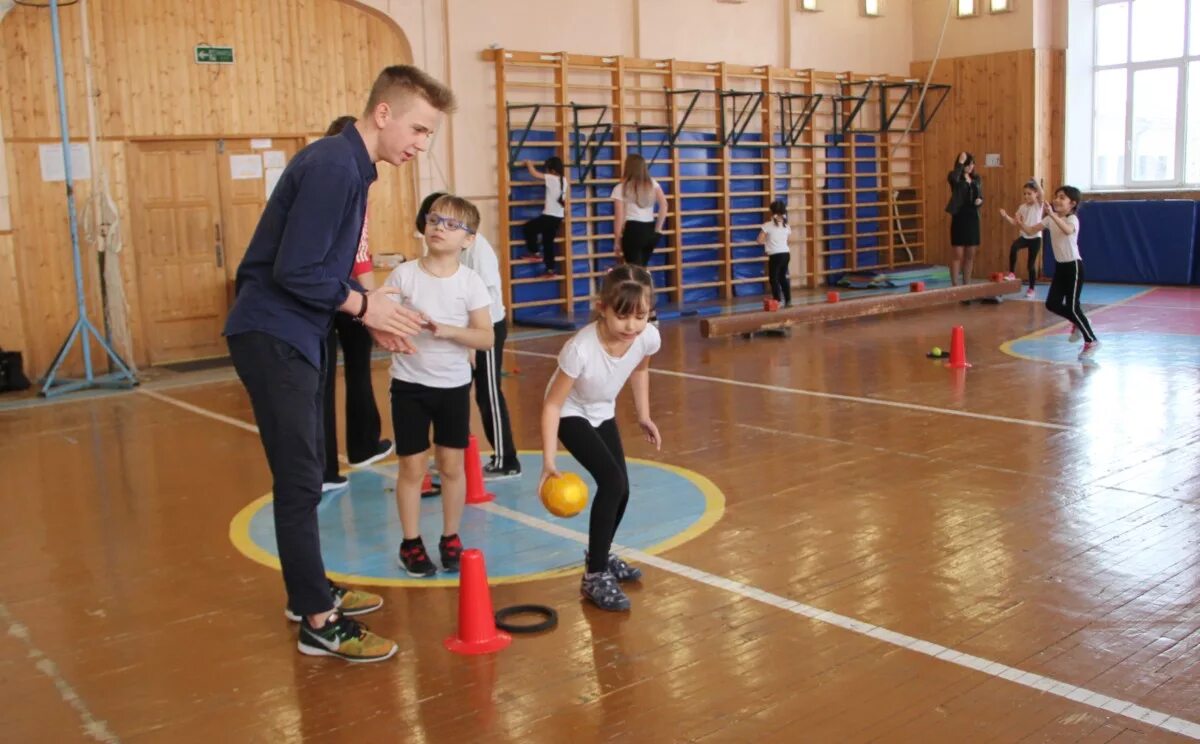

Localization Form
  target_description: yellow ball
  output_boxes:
[540,472,589,518]
[931,346,942,356]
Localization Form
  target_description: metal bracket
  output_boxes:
[718,89,764,147]
[776,91,823,147]
[634,88,703,167]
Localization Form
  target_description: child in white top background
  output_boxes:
[757,199,792,307]
[541,265,662,613]
[386,195,494,577]
[999,179,1045,299]
[416,191,521,480]
[521,156,568,276]
[1041,185,1099,360]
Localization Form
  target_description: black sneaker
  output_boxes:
[482,459,521,480]
[298,612,398,663]
[398,538,437,577]
[439,534,464,572]
[348,440,395,469]
[581,571,631,612]
[321,474,349,493]
[585,551,643,583]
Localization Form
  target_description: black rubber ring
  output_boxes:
[494,604,558,634]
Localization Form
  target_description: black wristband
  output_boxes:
[353,291,368,323]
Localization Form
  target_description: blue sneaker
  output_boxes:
[586,551,642,582]
[581,571,631,612]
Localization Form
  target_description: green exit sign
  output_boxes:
[195,46,234,64]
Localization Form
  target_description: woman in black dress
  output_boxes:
[945,151,983,288]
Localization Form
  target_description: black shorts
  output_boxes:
[389,379,472,456]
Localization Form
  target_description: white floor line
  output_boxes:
[137,387,1200,739]
[136,388,259,434]
[1,603,119,743]
[477,501,1200,741]
[508,350,1069,431]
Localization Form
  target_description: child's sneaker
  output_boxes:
[398,538,438,577]
[348,439,395,469]
[439,534,463,572]
[1005,272,1018,280]
[298,612,398,663]
[482,459,522,480]
[321,474,348,493]
[284,580,384,622]
[1078,340,1101,359]
[1025,288,1035,299]
[585,551,643,582]
[1068,325,1081,342]
[580,571,631,612]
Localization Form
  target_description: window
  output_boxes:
[990,0,1013,12]
[957,0,979,16]
[1089,0,1200,188]
[861,0,882,17]
[798,0,819,10]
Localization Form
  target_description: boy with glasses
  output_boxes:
[385,195,494,577]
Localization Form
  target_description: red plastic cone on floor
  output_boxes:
[945,325,972,369]
[421,471,435,496]
[465,434,495,504]
[763,298,780,312]
[444,549,512,655]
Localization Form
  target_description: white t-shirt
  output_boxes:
[459,233,505,324]
[611,179,662,223]
[549,322,662,427]
[1016,203,1043,240]
[384,260,491,388]
[1044,214,1082,263]
[760,221,791,255]
[542,173,567,218]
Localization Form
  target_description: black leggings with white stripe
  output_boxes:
[1045,259,1097,343]
[558,417,629,574]
[472,319,517,469]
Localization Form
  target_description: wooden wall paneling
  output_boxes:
[0,232,26,355]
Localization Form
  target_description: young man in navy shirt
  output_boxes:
[224,65,455,662]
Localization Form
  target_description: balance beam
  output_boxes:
[700,279,1023,339]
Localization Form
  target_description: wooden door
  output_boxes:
[216,138,304,300]
[129,141,228,364]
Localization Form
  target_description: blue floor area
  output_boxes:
[238,452,723,586]
[1006,332,1200,367]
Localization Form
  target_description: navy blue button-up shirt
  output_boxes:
[223,125,378,369]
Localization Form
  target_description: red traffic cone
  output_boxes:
[465,434,495,504]
[945,325,972,369]
[826,291,840,303]
[421,471,436,497]
[763,298,780,312]
[444,549,512,655]
[909,281,925,292]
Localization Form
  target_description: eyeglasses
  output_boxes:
[426,212,475,234]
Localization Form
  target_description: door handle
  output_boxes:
[215,224,224,268]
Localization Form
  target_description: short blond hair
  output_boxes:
[363,65,456,118]
[428,194,480,233]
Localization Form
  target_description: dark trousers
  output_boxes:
[621,220,658,267]
[559,417,629,574]
[1008,236,1042,290]
[523,214,562,273]
[1045,259,1097,343]
[323,313,382,477]
[473,319,518,469]
[767,253,792,304]
[228,331,333,617]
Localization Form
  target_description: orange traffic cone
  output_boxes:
[826,291,840,303]
[763,298,780,312]
[465,434,495,504]
[421,471,436,497]
[444,549,512,655]
[945,325,972,369]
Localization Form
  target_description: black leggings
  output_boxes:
[620,221,658,267]
[767,253,791,304]
[1045,259,1097,343]
[522,214,562,273]
[473,319,517,469]
[1008,236,1042,290]
[558,417,629,574]
[323,313,382,477]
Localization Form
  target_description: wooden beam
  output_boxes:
[699,280,1023,338]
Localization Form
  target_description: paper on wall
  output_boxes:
[264,167,284,199]
[39,143,92,182]
[250,138,272,150]
[262,150,287,169]
[230,154,263,180]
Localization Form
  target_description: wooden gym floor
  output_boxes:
[3,286,1200,742]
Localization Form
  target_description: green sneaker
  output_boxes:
[284,581,383,622]
[298,613,398,663]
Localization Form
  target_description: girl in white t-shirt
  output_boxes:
[521,156,568,276]
[541,265,662,612]
[1042,185,1099,359]
[612,153,668,268]
[999,179,1045,298]
[757,199,792,307]
[387,195,495,578]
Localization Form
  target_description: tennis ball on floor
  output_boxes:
[931,346,942,356]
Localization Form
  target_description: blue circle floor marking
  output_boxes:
[230,452,725,587]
